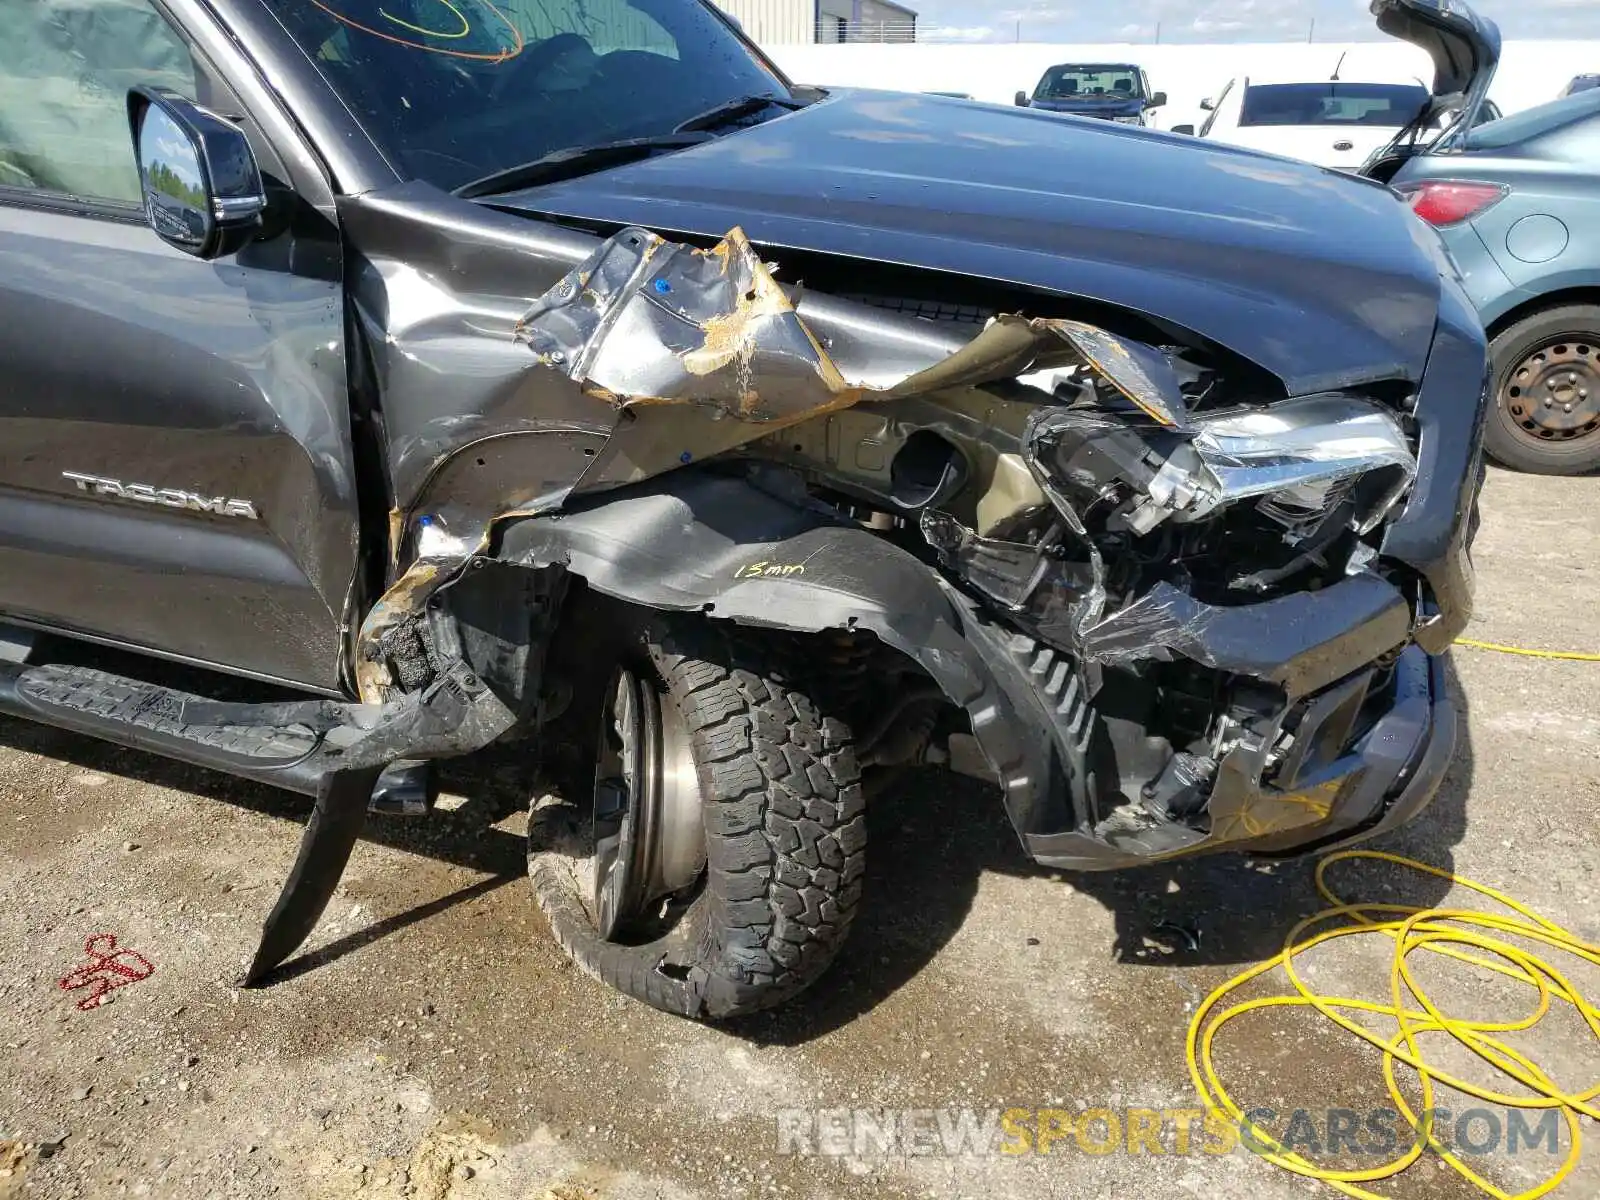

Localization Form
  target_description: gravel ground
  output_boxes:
[1,466,1597,1200]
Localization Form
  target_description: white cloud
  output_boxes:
[920,23,995,40]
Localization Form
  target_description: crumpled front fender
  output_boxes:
[494,468,1080,845]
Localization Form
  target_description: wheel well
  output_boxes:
[542,577,949,771]
[1487,287,1600,340]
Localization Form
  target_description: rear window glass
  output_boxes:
[1239,82,1429,128]
[1465,89,1600,150]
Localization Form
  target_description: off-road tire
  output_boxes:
[528,617,866,1019]
[1484,305,1600,476]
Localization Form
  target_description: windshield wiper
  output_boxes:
[673,92,803,134]
[455,134,711,199]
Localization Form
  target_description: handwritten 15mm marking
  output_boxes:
[58,933,155,1011]
[733,560,807,580]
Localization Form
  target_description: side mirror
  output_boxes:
[127,87,264,260]
[1149,91,1168,108]
[1200,97,1216,112]
[1171,124,1196,136]
[1015,91,1030,107]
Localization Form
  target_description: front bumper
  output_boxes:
[1024,643,1454,870]
[950,544,1464,870]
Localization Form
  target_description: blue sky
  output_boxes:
[911,0,1600,43]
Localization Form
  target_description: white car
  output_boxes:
[1181,75,1447,171]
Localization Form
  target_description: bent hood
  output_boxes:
[1373,0,1500,117]
[491,89,1445,395]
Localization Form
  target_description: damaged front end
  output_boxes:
[361,218,1479,872]
[922,389,1448,867]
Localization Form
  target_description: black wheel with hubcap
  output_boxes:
[528,616,866,1019]
[1485,305,1600,475]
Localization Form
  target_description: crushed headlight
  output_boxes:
[916,390,1421,652]
[1027,394,1416,537]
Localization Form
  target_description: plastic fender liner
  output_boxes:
[494,467,1079,845]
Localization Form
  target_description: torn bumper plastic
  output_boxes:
[1015,622,1455,872]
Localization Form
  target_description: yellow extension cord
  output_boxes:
[1456,639,1600,663]
[1187,850,1600,1198]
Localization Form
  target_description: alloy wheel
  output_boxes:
[591,667,706,939]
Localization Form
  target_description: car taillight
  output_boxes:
[1400,181,1509,227]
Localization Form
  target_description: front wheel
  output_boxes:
[528,617,865,1019]
[1485,305,1600,475]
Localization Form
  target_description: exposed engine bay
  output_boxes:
[503,223,1458,866]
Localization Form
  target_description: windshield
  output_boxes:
[271,0,790,191]
[1239,82,1430,128]
[1034,66,1144,103]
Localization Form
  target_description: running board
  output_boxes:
[0,652,515,982]
[0,659,329,794]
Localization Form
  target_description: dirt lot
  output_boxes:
[1,467,1598,1200]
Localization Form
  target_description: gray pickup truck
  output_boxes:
[0,0,1484,1019]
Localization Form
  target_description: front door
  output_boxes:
[0,0,359,691]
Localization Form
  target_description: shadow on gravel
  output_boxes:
[267,874,517,983]
[0,652,1473,1029]
[0,713,535,875]
[727,764,1024,1046]
[0,715,536,975]
[732,656,1473,1045]
[1064,656,1471,970]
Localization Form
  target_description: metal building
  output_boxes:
[711,0,917,44]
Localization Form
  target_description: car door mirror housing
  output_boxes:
[1171,123,1196,136]
[1015,91,1030,107]
[1149,91,1168,108]
[127,87,265,260]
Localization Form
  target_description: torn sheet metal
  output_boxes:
[514,225,1191,429]
[515,226,860,422]
[1055,321,1189,428]
[356,508,541,703]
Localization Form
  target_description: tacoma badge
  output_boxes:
[62,471,259,520]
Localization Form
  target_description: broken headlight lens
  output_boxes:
[1028,393,1417,539]
[1182,396,1417,533]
